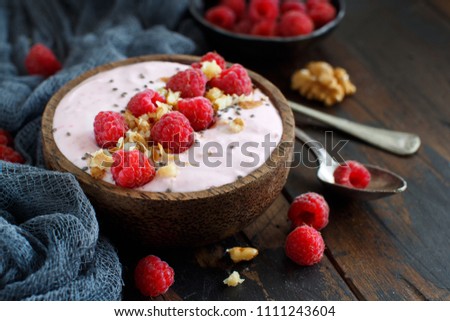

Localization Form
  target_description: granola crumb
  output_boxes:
[223,271,245,287]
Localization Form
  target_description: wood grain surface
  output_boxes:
[115,0,450,300]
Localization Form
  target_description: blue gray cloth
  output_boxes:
[0,0,202,300]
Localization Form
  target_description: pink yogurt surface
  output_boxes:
[53,61,283,192]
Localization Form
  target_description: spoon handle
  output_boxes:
[294,127,338,167]
[289,100,421,156]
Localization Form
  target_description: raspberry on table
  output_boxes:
[24,43,62,77]
[220,0,247,19]
[279,11,314,36]
[285,225,325,266]
[93,111,129,148]
[0,145,25,164]
[166,68,207,98]
[126,89,166,118]
[209,64,253,96]
[250,19,278,37]
[280,0,307,14]
[248,0,280,22]
[0,129,13,146]
[333,160,371,189]
[192,51,227,70]
[205,5,237,30]
[134,255,175,297]
[177,97,214,131]
[308,1,336,27]
[151,111,194,154]
[288,192,329,230]
[111,149,156,188]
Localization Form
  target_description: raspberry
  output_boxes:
[279,11,314,36]
[126,89,166,118]
[205,5,236,30]
[166,68,207,98]
[192,51,227,70]
[177,97,214,131]
[281,1,307,14]
[220,0,247,19]
[208,64,253,96]
[285,225,325,266]
[306,0,330,11]
[0,145,24,164]
[250,19,278,37]
[24,43,62,77]
[288,192,329,230]
[0,129,13,146]
[333,160,371,189]
[151,112,194,154]
[111,149,156,188]
[134,255,175,297]
[234,18,253,34]
[93,111,129,148]
[308,2,336,28]
[248,0,279,22]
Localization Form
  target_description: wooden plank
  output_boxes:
[119,194,356,300]
[271,0,450,300]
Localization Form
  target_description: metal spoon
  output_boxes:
[295,127,407,200]
[289,100,421,156]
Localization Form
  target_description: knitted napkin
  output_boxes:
[0,0,200,300]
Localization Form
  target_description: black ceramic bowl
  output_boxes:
[189,0,345,60]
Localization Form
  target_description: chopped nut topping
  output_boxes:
[123,111,151,139]
[227,247,259,263]
[157,162,179,178]
[155,101,172,120]
[90,167,106,180]
[159,77,170,83]
[166,89,181,106]
[206,87,233,111]
[238,100,263,109]
[291,61,356,106]
[229,118,245,133]
[201,60,222,80]
[89,149,114,170]
[223,271,245,287]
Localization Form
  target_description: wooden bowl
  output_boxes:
[41,55,294,247]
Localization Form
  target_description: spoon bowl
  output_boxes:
[296,128,407,200]
[319,164,407,200]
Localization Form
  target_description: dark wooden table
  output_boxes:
[119,0,450,300]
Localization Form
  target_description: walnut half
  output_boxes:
[291,61,356,106]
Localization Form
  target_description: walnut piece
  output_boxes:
[223,271,245,287]
[227,247,259,263]
[88,149,113,180]
[291,61,356,106]
[201,60,222,80]
[157,162,178,178]
[229,118,245,133]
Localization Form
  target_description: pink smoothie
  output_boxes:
[53,61,283,192]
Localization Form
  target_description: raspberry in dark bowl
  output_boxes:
[189,0,345,59]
